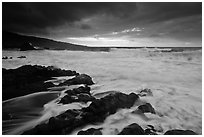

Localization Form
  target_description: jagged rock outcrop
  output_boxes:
[2,65,79,100]
[23,92,139,135]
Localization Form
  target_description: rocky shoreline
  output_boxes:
[2,65,198,135]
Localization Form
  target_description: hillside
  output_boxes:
[2,31,110,52]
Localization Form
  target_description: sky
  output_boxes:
[2,2,202,47]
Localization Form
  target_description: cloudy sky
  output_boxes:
[3,2,202,47]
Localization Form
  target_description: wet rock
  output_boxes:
[23,92,139,135]
[145,125,157,135]
[118,123,145,135]
[77,93,95,103]
[2,56,8,59]
[17,56,26,58]
[59,93,95,104]
[20,42,36,51]
[138,103,156,114]
[59,74,94,86]
[145,129,157,135]
[77,128,102,135]
[65,85,91,96]
[81,92,139,124]
[59,95,76,104]
[164,129,197,135]
[84,92,139,115]
[2,56,12,59]
[59,86,95,104]
[139,88,153,97]
[2,65,79,100]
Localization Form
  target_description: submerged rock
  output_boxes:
[77,128,102,135]
[164,129,197,135]
[118,123,145,135]
[138,103,156,114]
[23,92,139,135]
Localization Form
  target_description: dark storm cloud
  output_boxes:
[2,2,137,33]
[2,2,202,36]
[135,2,202,24]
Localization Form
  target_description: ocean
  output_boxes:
[2,47,202,134]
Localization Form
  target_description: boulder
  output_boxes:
[164,129,197,135]
[118,123,145,135]
[77,128,102,135]
[59,74,94,86]
[138,103,156,114]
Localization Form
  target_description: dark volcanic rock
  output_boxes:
[139,88,153,97]
[2,65,79,100]
[59,86,95,104]
[20,42,36,51]
[138,103,156,114]
[2,56,8,59]
[77,128,102,135]
[17,56,26,58]
[144,125,157,135]
[59,74,94,86]
[77,93,95,102]
[23,92,139,135]
[59,93,95,104]
[164,129,197,135]
[65,86,91,96]
[2,56,12,59]
[118,123,145,135]
[145,129,157,135]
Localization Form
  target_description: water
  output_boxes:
[2,48,202,134]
